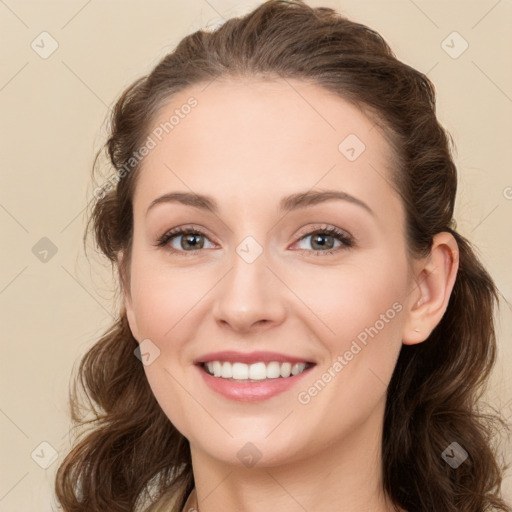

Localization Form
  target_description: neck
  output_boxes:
[186,398,399,512]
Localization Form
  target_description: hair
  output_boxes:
[54,1,511,511]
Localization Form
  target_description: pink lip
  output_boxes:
[195,363,315,402]
[193,350,315,365]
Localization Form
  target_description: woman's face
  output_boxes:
[123,78,417,468]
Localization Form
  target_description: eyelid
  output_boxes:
[294,224,352,242]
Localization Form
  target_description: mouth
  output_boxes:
[193,350,317,401]
[198,360,316,382]
[195,359,316,402]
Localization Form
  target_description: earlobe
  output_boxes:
[402,232,459,346]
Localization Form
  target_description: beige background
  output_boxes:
[1,0,511,510]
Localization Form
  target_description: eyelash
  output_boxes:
[155,224,354,257]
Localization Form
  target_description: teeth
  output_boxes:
[280,362,292,377]
[221,361,232,378]
[203,361,309,380]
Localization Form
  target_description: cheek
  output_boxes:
[291,255,406,351]
[291,252,406,416]
[129,256,205,343]
[128,259,213,435]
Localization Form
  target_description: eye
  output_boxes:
[292,225,354,256]
[156,226,215,255]
[155,224,354,257]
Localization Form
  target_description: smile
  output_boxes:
[196,361,316,402]
[202,361,314,381]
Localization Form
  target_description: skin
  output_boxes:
[121,78,459,512]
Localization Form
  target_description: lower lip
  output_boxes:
[196,364,315,402]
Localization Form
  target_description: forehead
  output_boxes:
[133,78,400,220]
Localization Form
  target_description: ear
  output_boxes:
[118,250,142,342]
[402,231,459,345]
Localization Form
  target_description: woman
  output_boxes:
[55,1,511,511]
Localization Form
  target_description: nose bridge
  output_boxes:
[212,232,286,331]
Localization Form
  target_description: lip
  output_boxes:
[193,350,315,365]
[195,362,315,402]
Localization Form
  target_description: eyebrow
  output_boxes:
[146,189,374,217]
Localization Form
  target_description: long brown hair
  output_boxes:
[55,1,511,510]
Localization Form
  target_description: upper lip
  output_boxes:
[194,351,316,365]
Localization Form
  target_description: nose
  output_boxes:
[211,239,287,334]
